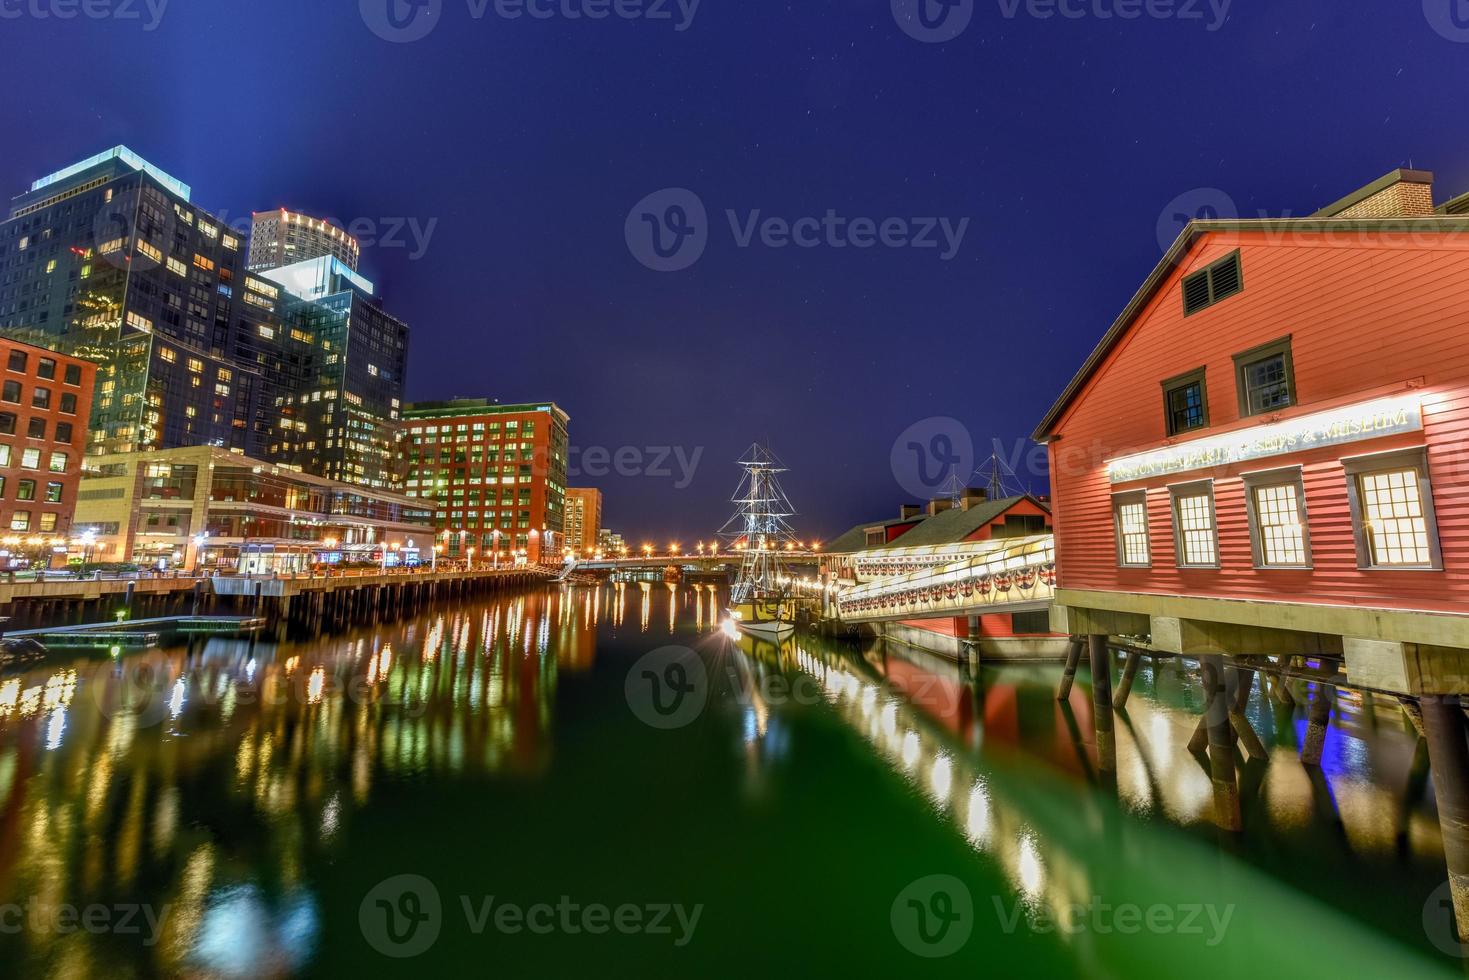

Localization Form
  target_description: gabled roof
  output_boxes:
[825,515,926,554]
[1030,215,1469,442]
[825,495,1049,554]
[880,496,1047,548]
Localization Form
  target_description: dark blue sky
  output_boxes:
[2,0,1463,542]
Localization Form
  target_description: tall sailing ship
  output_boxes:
[721,444,799,639]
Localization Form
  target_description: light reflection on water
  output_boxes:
[0,583,1455,977]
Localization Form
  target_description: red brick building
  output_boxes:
[401,399,569,564]
[1033,168,1468,691]
[0,336,97,563]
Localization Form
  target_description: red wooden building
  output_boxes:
[1034,168,1469,694]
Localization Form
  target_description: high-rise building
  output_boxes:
[402,400,569,563]
[259,256,408,491]
[564,487,602,556]
[0,148,410,495]
[247,208,361,273]
[0,147,266,458]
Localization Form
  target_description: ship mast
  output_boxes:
[720,443,798,603]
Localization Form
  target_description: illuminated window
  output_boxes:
[1111,491,1150,567]
[98,238,124,255]
[193,254,215,272]
[126,311,154,333]
[187,358,204,373]
[1170,481,1218,567]
[136,239,162,263]
[10,511,29,531]
[158,347,176,364]
[38,512,57,532]
[1243,468,1310,568]
[1344,448,1442,570]
[167,256,187,277]
[1234,337,1296,417]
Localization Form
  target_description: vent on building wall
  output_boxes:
[1182,251,1243,316]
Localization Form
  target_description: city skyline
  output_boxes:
[2,4,1466,543]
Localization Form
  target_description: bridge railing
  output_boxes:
[835,534,1055,623]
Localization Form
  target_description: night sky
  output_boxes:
[2,0,1464,543]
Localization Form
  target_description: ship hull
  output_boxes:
[727,598,796,638]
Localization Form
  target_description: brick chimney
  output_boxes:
[899,504,922,520]
[1314,169,1435,219]
[928,498,953,517]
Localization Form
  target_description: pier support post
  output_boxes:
[1201,654,1242,831]
[1226,666,1268,761]
[1301,683,1334,766]
[1057,637,1083,701]
[1112,648,1141,709]
[1089,635,1116,774]
[1422,696,1469,942]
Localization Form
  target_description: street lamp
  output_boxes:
[433,543,443,572]
[467,545,477,570]
[192,531,209,575]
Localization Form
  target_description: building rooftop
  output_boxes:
[30,146,191,201]
[404,399,570,424]
[825,495,1046,554]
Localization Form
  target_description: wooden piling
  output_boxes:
[1226,666,1268,761]
[1422,696,1469,942]
[1201,654,1242,830]
[1112,648,1141,709]
[1089,635,1116,773]
[1057,637,1083,701]
[1301,683,1334,766]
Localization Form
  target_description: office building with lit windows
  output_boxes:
[0,147,267,458]
[0,335,97,562]
[402,400,569,564]
[247,208,361,273]
[0,147,410,496]
[564,487,602,556]
[260,256,408,491]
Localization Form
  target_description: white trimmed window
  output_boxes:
[1112,490,1150,567]
[1243,467,1311,568]
[1170,480,1219,567]
[1344,448,1443,570]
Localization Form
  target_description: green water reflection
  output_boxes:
[0,582,1458,977]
